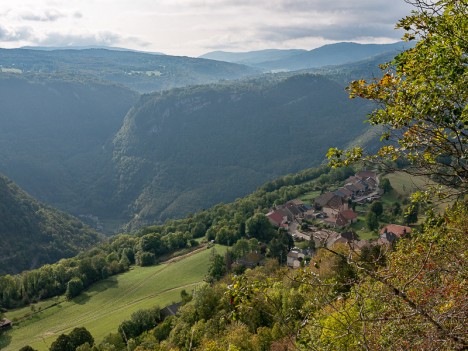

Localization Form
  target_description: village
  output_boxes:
[265,170,412,268]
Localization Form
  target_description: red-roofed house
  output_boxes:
[266,210,288,228]
[340,210,358,223]
[380,224,412,238]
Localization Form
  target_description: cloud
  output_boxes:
[0,25,33,41]
[257,22,403,43]
[37,31,123,46]
[20,9,66,22]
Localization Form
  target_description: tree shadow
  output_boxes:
[0,331,12,349]
[75,277,119,305]
[74,293,91,305]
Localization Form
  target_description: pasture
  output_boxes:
[2,245,226,351]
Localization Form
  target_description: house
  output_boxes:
[322,196,348,218]
[285,203,302,218]
[340,231,359,241]
[380,224,412,238]
[345,175,361,185]
[344,183,360,196]
[266,210,288,228]
[161,302,182,317]
[236,252,264,268]
[311,229,341,248]
[324,213,349,228]
[334,187,353,200]
[0,318,12,331]
[365,177,378,190]
[314,192,336,209]
[287,250,305,268]
[356,170,377,181]
[340,210,358,224]
[379,231,399,245]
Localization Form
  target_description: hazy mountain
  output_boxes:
[203,42,413,72]
[0,48,259,93]
[199,49,306,66]
[108,73,373,229]
[0,74,139,217]
[0,173,101,274]
[21,45,166,55]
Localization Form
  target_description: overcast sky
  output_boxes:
[0,0,414,57]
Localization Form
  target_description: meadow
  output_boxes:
[2,245,226,351]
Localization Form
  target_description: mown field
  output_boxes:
[2,245,226,351]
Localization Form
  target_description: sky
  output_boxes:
[0,0,414,57]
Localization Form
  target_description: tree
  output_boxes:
[319,3,468,349]
[207,250,226,282]
[404,203,419,224]
[327,0,467,200]
[391,201,402,216]
[246,214,276,242]
[380,178,392,193]
[68,327,94,349]
[366,211,379,231]
[370,201,384,217]
[65,277,83,300]
[49,334,74,351]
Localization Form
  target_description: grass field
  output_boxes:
[381,172,432,203]
[1,245,226,351]
[382,171,450,215]
[299,190,321,205]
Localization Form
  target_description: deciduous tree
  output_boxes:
[327,0,468,200]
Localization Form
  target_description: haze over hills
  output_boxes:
[199,49,307,66]
[20,45,166,55]
[108,73,373,229]
[201,41,414,71]
[0,48,259,93]
[0,42,401,232]
[0,74,139,214]
[0,173,101,274]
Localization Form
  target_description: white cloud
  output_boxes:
[0,0,415,55]
[20,9,66,22]
[0,25,33,41]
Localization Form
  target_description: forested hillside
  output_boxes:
[0,74,138,217]
[0,48,259,93]
[0,174,101,274]
[0,46,402,233]
[108,74,372,229]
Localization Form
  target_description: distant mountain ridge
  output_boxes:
[0,173,101,274]
[0,48,259,93]
[20,45,166,55]
[200,41,414,71]
[199,49,306,65]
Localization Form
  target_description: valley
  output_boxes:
[0,47,386,233]
[0,4,466,347]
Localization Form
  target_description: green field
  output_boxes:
[381,172,432,202]
[299,190,321,205]
[1,245,226,351]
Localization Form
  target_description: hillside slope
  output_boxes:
[108,74,372,228]
[0,74,139,216]
[0,48,259,93]
[0,174,101,274]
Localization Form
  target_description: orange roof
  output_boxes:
[380,224,412,238]
[341,210,358,220]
